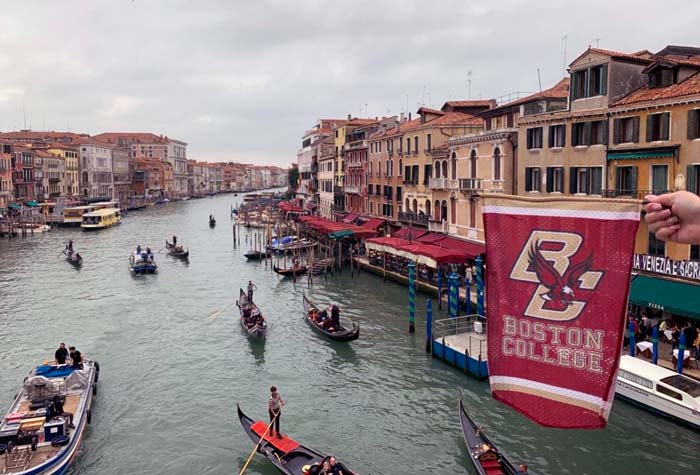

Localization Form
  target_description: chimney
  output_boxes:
[347,114,351,120]
[399,112,405,123]
[408,112,412,121]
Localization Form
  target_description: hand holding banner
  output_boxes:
[483,194,641,429]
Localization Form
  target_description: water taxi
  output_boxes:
[616,355,700,429]
[129,250,158,274]
[0,358,99,474]
[81,208,121,230]
[63,201,119,226]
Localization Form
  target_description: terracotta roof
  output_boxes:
[346,118,378,126]
[570,47,654,66]
[611,71,700,107]
[417,106,444,116]
[93,132,167,144]
[426,111,483,127]
[33,150,55,158]
[489,78,570,112]
[442,100,495,108]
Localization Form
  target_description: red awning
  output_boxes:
[433,236,485,260]
[360,218,385,230]
[416,232,448,244]
[343,213,359,224]
[397,242,468,264]
[298,215,316,223]
[393,228,428,240]
[279,201,305,213]
[366,236,412,248]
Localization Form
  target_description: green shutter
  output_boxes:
[613,119,621,144]
[601,65,608,95]
[548,126,554,148]
[559,167,566,192]
[687,165,698,194]
[689,110,699,140]
[602,120,609,145]
[561,125,566,147]
[527,129,532,149]
[546,167,554,193]
[646,115,654,142]
[630,166,638,194]
[584,122,592,146]
[633,117,640,142]
[571,72,579,101]
[661,112,670,140]
[571,123,578,146]
[525,168,532,191]
[570,167,579,194]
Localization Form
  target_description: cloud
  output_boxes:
[0,0,698,166]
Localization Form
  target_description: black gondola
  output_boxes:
[165,240,189,259]
[64,248,83,267]
[237,405,356,475]
[273,265,308,277]
[244,250,271,260]
[302,294,359,342]
[236,289,267,339]
[459,395,528,475]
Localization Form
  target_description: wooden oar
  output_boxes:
[206,301,238,321]
[239,409,280,475]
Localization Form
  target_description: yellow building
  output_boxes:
[48,144,80,197]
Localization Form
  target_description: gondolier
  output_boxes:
[268,386,284,438]
[247,280,257,302]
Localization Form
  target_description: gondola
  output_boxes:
[273,265,308,277]
[63,248,83,267]
[236,289,267,339]
[237,405,357,475]
[459,395,526,475]
[165,240,189,259]
[302,294,359,342]
[244,249,271,260]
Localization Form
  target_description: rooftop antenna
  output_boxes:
[467,70,472,99]
[537,68,543,93]
[427,87,432,108]
[422,85,426,106]
[562,34,568,77]
[365,103,368,118]
[595,37,600,48]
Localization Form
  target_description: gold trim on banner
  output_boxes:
[491,383,604,415]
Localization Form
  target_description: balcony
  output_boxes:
[398,211,429,227]
[402,179,418,186]
[428,177,448,190]
[345,185,361,194]
[459,178,483,193]
[487,179,505,193]
[429,220,448,233]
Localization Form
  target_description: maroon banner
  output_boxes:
[483,195,640,429]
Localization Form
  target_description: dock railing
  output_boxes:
[432,314,487,358]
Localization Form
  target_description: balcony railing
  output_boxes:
[402,179,418,186]
[345,185,361,194]
[602,189,669,200]
[488,179,505,193]
[398,211,429,226]
[459,178,483,192]
[428,220,448,233]
[428,177,447,190]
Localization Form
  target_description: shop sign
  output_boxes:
[633,254,700,282]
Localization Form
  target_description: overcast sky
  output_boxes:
[0,1,698,166]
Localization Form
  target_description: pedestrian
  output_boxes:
[55,343,68,365]
[172,235,177,246]
[69,346,83,370]
[268,385,284,438]
[247,280,257,302]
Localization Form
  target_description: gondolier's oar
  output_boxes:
[206,301,237,321]
[239,409,280,475]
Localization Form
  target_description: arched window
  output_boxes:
[493,147,501,181]
[426,200,431,217]
[405,197,410,211]
[434,199,440,220]
[451,198,456,224]
[82,172,89,183]
[412,199,418,213]
[470,150,477,178]
[435,163,441,178]
[451,154,457,180]
[442,160,448,179]
[441,200,448,221]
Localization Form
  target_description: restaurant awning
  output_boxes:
[360,218,385,230]
[329,229,354,240]
[25,201,39,207]
[434,236,485,260]
[343,213,359,224]
[607,147,677,161]
[629,275,700,319]
[417,232,448,244]
[8,203,21,209]
[393,228,428,240]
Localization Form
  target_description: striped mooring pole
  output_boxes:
[652,326,659,365]
[425,298,433,352]
[476,255,485,316]
[464,277,471,314]
[437,269,443,310]
[408,261,416,333]
[677,333,686,374]
[449,272,459,319]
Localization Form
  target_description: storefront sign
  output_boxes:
[633,254,700,282]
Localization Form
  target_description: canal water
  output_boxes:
[0,193,697,475]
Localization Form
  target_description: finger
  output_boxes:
[643,202,663,213]
[645,210,671,227]
[655,225,681,241]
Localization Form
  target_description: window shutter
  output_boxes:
[584,122,592,145]
[632,116,640,142]
[548,127,554,148]
[527,130,532,149]
[630,166,638,194]
[546,167,554,193]
[602,120,609,145]
[570,73,578,101]
[570,167,579,194]
[558,167,565,192]
[646,115,654,142]
[561,125,566,147]
[661,112,670,140]
[601,65,608,95]
[687,165,697,194]
[689,110,699,140]
[525,168,532,191]
[613,119,621,144]
[571,124,578,146]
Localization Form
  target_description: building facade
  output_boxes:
[78,141,113,199]
[167,138,188,197]
[318,135,337,218]
[36,150,66,199]
[0,142,13,208]
[48,144,80,197]
[12,147,35,201]
[112,148,131,207]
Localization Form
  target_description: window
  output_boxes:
[526,127,543,149]
[525,167,541,192]
[613,117,640,144]
[691,245,700,260]
[591,120,606,145]
[618,370,653,389]
[572,122,588,146]
[469,150,477,178]
[649,68,677,88]
[646,112,670,141]
[406,138,411,154]
[546,167,564,193]
[687,164,700,195]
[493,148,501,180]
[414,137,419,154]
[688,109,700,140]
[656,384,682,401]
[396,186,402,201]
[549,124,566,148]
[615,166,638,195]
[571,65,608,100]
[651,165,668,194]
[423,165,431,185]
[427,134,432,151]
[648,232,665,257]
